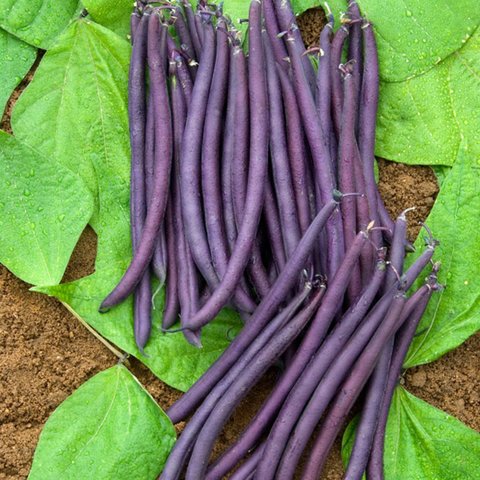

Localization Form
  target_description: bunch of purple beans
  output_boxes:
[99,0,442,478]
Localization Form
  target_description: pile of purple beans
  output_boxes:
[100,0,441,478]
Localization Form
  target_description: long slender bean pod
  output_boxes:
[100,12,173,312]
[161,286,313,480]
[183,0,270,330]
[211,253,387,479]
[201,21,256,312]
[185,289,324,479]
[285,30,344,280]
[276,63,311,237]
[305,286,432,479]
[317,11,335,162]
[167,198,338,423]
[265,33,301,258]
[339,64,362,301]
[276,294,407,479]
[126,13,152,350]
[358,21,385,248]
[330,25,349,138]
[178,20,220,292]
[366,270,439,480]
[263,0,288,68]
[274,0,316,94]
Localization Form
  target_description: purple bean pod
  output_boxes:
[276,63,312,237]
[316,12,335,163]
[181,0,202,59]
[183,0,270,330]
[276,294,407,479]
[285,30,344,280]
[263,0,289,68]
[160,285,314,480]
[185,288,324,479]
[173,6,197,65]
[170,71,200,325]
[126,13,152,350]
[339,64,362,301]
[274,0,316,95]
[179,20,220,292]
[358,21,384,248]
[264,32,301,258]
[162,201,180,329]
[347,1,363,114]
[330,25,349,139]
[304,286,431,479]
[212,252,387,479]
[99,12,173,312]
[201,21,256,313]
[167,198,338,423]
[366,269,439,480]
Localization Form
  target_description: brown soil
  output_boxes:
[1,10,479,480]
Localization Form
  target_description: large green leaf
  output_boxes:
[358,0,479,82]
[0,28,36,113]
[0,131,93,286]
[377,26,480,167]
[82,0,132,40]
[12,19,132,227]
[342,387,480,480]
[29,365,176,480]
[36,276,242,392]
[402,143,480,368]
[0,0,81,49]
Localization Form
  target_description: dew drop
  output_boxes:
[23,189,31,197]
[406,10,412,16]
[58,213,66,222]
[37,206,44,212]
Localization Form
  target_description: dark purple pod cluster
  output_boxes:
[99,1,441,478]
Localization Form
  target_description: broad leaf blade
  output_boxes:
[82,0,133,40]
[0,0,81,49]
[0,131,93,286]
[12,19,132,227]
[342,387,480,480]
[36,275,242,392]
[29,365,176,479]
[0,29,36,113]
[403,143,480,368]
[376,23,480,167]
[358,0,479,82]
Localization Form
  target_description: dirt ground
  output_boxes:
[0,8,479,480]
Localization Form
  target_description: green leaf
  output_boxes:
[0,29,36,113]
[0,0,82,49]
[36,275,242,392]
[342,387,480,480]
[82,0,133,40]
[403,143,480,368]
[431,165,451,188]
[0,131,93,286]
[376,17,480,167]
[357,0,480,82]
[12,19,132,227]
[29,365,176,480]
